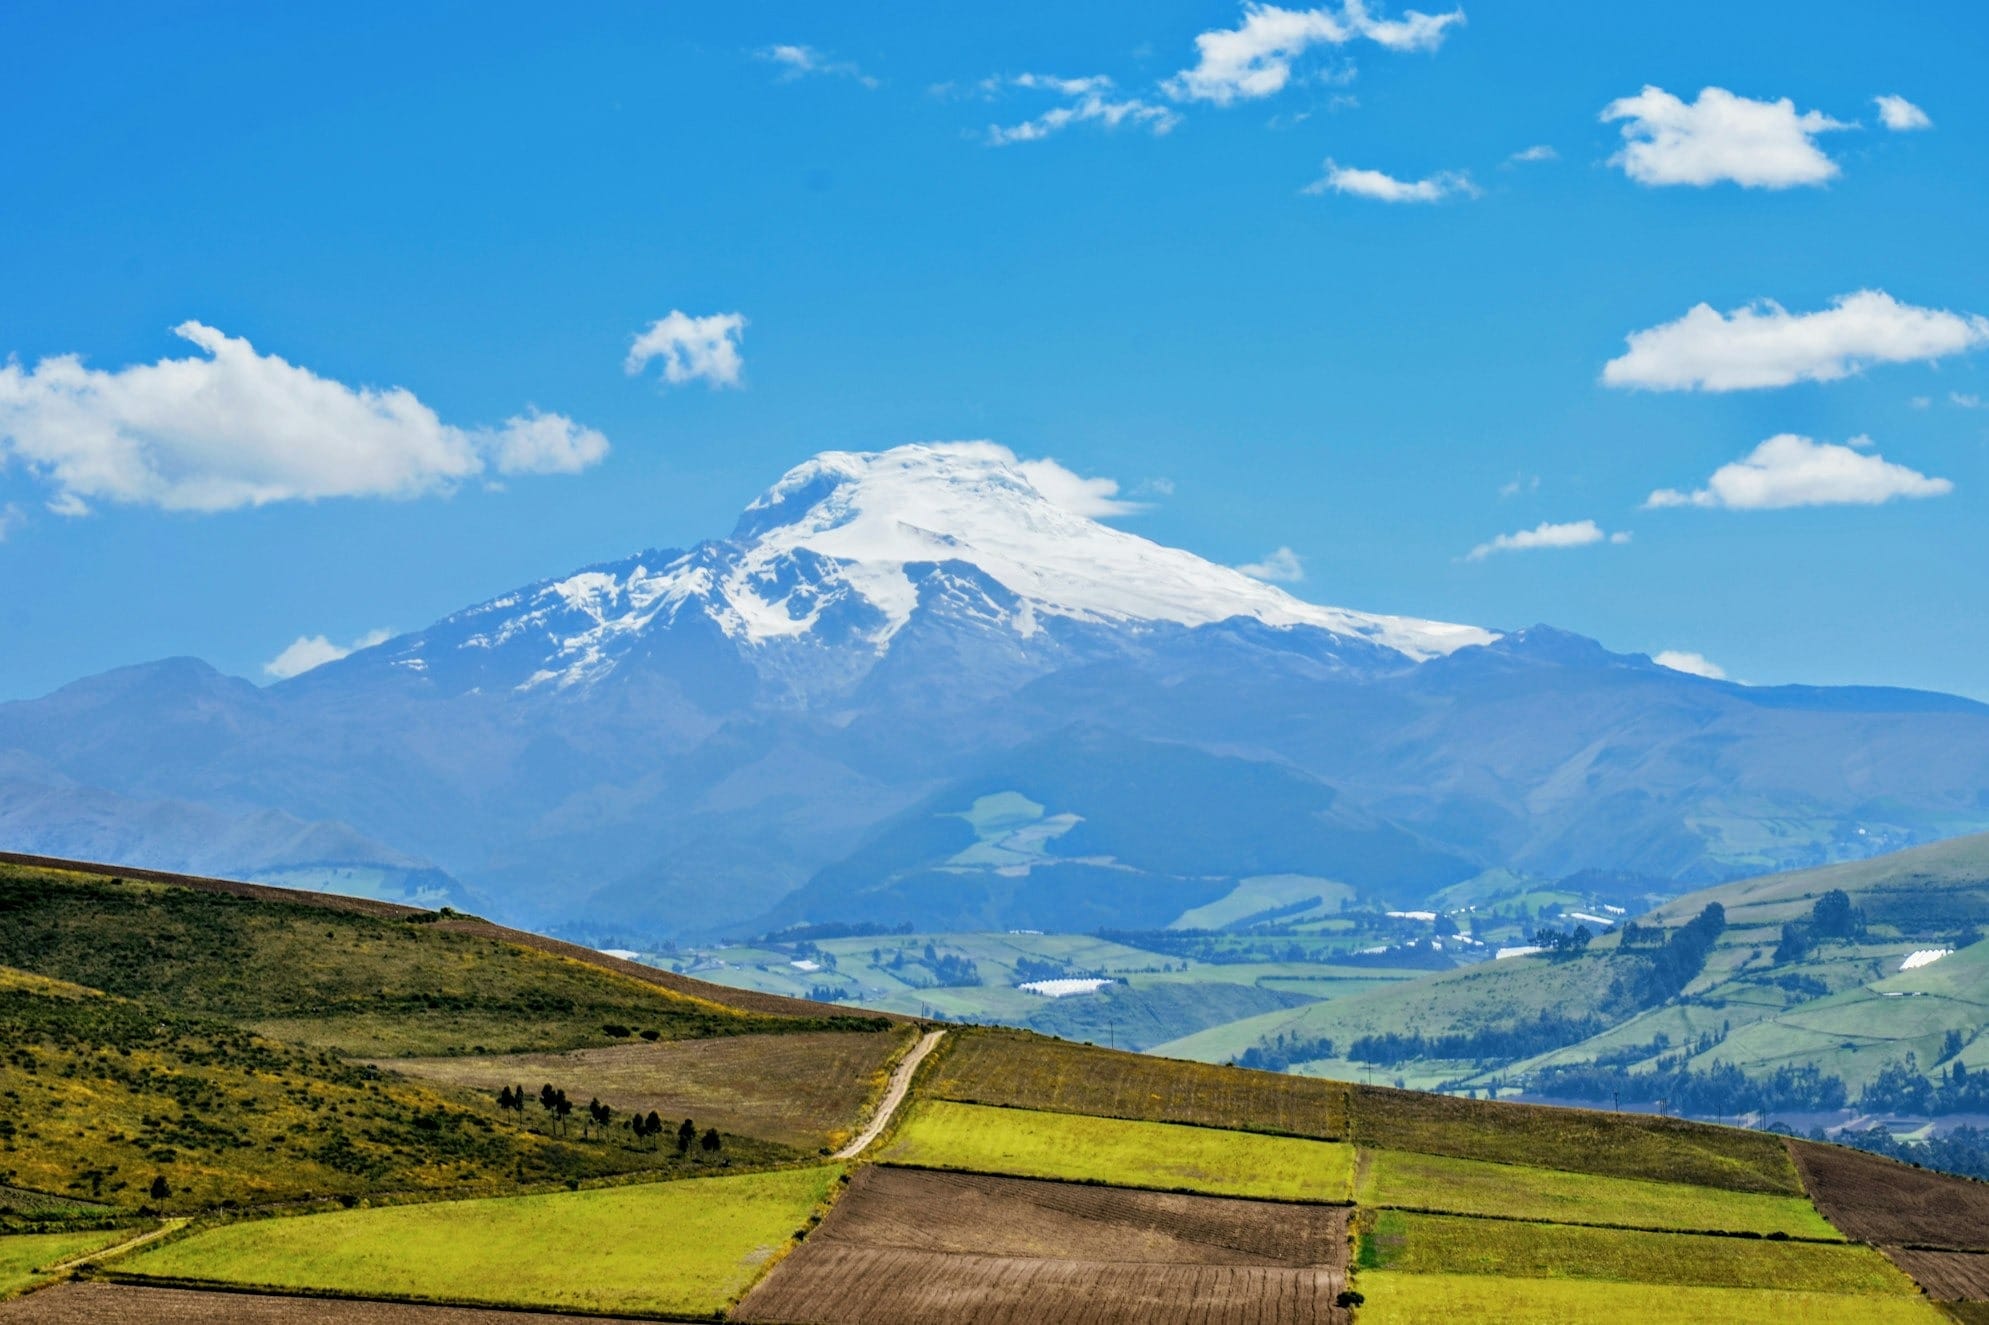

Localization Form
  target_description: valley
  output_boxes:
[4,853,1989,1321]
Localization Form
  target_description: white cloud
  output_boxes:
[1603,290,1989,392]
[1951,392,1983,409]
[1498,474,1540,498]
[1601,85,1851,188]
[1507,144,1557,164]
[0,322,608,515]
[1874,94,1931,131]
[1646,434,1952,510]
[1466,519,1626,561]
[0,502,22,540]
[1654,650,1726,680]
[1305,159,1477,202]
[1235,546,1305,582]
[1016,457,1143,517]
[264,627,392,680]
[758,44,878,89]
[987,74,1180,145]
[625,311,747,388]
[1166,1,1464,105]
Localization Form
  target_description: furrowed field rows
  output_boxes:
[1359,1210,1922,1294]
[926,1029,1348,1138]
[118,1167,840,1317]
[734,1166,1351,1325]
[371,1026,914,1150]
[1353,1273,1947,1324]
[1882,1248,1989,1301]
[1348,1083,1804,1193]
[1791,1139,1989,1250]
[879,1100,1355,1201]
[1356,1147,1841,1237]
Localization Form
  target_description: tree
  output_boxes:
[553,1090,573,1136]
[701,1127,721,1154]
[1812,889,1862,940]
[677,1118,696,1156]
[497,1085,514,1111]
[149,1175,170,1200]
[645,1111,663,1150]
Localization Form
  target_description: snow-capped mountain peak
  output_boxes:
[384,442,1494,693]
[717,442,1493,659]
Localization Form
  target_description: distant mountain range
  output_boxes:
[4,441,1987,938]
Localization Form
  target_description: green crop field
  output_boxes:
[120,1166,840,1315]
[927,1027,1349,1137]
[1349,1083,1804,1193]
[878,1100,1353,1202]
[1356,1149,1840,1237]
[1358,1211,1916,1293]
[1354,1273,1946,1324]
[0,1226,143,1297]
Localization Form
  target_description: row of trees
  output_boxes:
[1349,1011,1609,1067]
[495,1083,721,1154]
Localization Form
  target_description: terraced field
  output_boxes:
[879,1100,1355,1202]
[1355,1274,1945,1323]
[735,1166,1350,1324]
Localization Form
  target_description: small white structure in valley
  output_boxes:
[1901,948,1953,972]
[790,958,822,972]
[1017,977,1112,998]
[1496,945,1546,960]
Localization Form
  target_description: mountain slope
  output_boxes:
[2,443,1987,938]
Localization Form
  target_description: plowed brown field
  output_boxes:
[0,1282,651,1323]
[733,1166,1349,1324]
[1881,1248,1989,1300]
[1792,1139,1989,1250]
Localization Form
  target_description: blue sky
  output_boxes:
[1,2,1984,698]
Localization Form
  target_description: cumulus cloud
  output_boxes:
[1305,159,1477,202]
[986,74,1180,145]
[1654,650,1726,680]
[1874,94,1931,131]
[1601,85,1851,188]
[758,44,877,89]
[1645,434,1952,510]
[1507,144,1557,164]
[625,311,747,388]
[1603,290,1989,392]
[1235,546,1305,582]
[0,322,608,515]
[1166,1,1463,105]
[1466,519,1628,561]
[264,627,392,681]
[1016,456,1144,517]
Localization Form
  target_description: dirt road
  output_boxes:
[834,1028,943,1159]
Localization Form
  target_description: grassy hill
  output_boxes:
[6,852,1989,1322]
[1154,835,1989,1123]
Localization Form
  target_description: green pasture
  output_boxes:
[1356,1148,1840,1237]
[878,1100,1353,1201]
[1354,1273,1945,1324]
[120,1167,840,1315]
[0,1226,144,1297]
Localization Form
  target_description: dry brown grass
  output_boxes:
[373,1027,915,1150]
[925,1028,1349,1139]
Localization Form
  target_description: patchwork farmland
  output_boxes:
[6,859,1989,1322]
